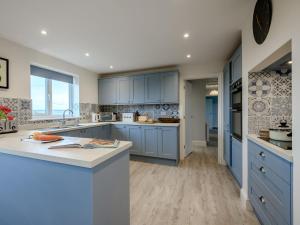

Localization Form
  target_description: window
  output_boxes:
[30,65,79,118]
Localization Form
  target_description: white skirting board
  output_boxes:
[192,140,207,148]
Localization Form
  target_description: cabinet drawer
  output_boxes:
[248,141,291,184]
[249,175,290,225]
[249,159,291,225]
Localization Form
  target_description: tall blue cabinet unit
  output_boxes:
[98,71,179,105]
[223,44,243,187]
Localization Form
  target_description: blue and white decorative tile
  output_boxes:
[248,77,272,98]
[3,98,19,112]
[248,97,271,116]
[270,97,292,117]
[271,74,292,97]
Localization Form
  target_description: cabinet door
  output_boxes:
[231,137,242,187]
[128,126,143,155]
[145,74,161,103]
[143,127,158,156]
[98,78,117,105]
[158,127,178,160]
[111,125,128,141]
[117,77,131,104]
[223,63,231,166]
[132,75,145,104]
[231,45,242,83]
[161,72,179,103]
[56,129,81,137]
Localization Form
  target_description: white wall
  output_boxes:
[178,62,224,160]
[190,80,206,142]
[0,37,98,103]
[241,0,300,222]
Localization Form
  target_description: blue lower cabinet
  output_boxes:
[231,137,242,187]
[111,125,128,141]
[157,127,178,160]
[127,126,143,155]
[143,127,158,157]
[248,140,292,225]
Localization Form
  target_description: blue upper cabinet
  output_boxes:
[161,72,179,103]
[132,75,145,104]
[145,74,161,103]
[230,45,242,83]
[117,77,132,104]
[223,63,231,166]
[98,71,179,105]
[98,78,117,105]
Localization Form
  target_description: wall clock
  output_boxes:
[253,0,273,45]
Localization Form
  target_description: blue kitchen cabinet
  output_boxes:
[111,125,128,141]
[230,45,242,83]
[127,126,143,155]
[117,77,132,104]
[161,72,179,103]
[145,74,161,103]
[94,125,111,139]
[132,75,145,104]
[248,140,292,225]
[157,127,178,160]
[143,126,159,157]
[98,78,117,105]
[231,137,242,187]
[223,63,231,166]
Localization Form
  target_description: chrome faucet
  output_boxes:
[62,109,74,127]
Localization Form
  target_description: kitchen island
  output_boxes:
[0,134,132,225]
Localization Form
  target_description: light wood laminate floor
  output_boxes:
[130,146,259,225]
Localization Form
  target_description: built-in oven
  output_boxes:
[231,78,242,109]
[231,78,242,141]
[231,109,242,141]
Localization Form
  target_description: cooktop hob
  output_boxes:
[258,137,292,150]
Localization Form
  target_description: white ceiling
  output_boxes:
[0,0,250,73]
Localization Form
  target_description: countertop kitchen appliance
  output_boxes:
[0,120,18,134]
[99,112,117,122]
[269,119,292,142]
[122,113,135,123]
[91,113,100,123]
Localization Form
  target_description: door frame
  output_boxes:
[182,73,225,165]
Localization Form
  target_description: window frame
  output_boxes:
[30,74,75,118]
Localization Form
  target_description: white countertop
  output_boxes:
[247,134,293,162]
[0,121,178,168]
[0,130,132,168]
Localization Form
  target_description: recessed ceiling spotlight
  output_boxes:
[186,54,191,58]
[288,60,293,64]
[41,30,47,36]
[109,65,114,69]
[183,33,190,39]
[85,53,90,57]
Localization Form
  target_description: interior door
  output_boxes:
[185,81,193,156]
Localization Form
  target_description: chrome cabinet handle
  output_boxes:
[259,152,266,158]
[259,166,266,174]
[259,196,266,204]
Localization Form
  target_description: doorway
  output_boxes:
[184,77,222,159]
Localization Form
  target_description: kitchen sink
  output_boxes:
[37,124,84,132]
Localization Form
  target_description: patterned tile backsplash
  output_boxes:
[0,97,99,130]
[100,104,179,119]
[248,71,292,134]
[0,96,178,130]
